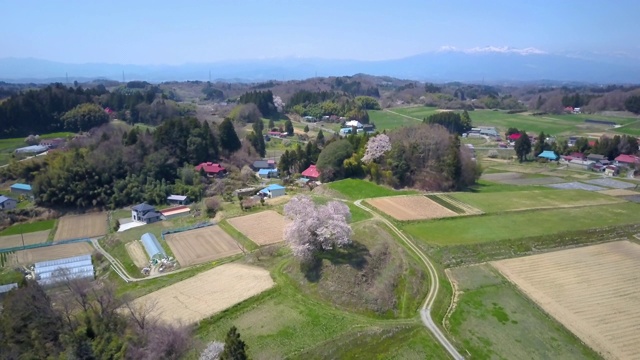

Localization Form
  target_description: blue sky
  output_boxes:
[1,0,638,64]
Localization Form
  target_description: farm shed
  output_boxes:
[10,183,32,195]
[301,165,320,181]
[568,159,595,170]
[14,145,48,154]
[234,187,257,198]
[0,283,18,295]
[140,233,166,261]
[259,184,286,198]
[587,154,607,162]
[0,195,17,210]
[160,206,190,220]
[257,169,279,178]
[35,254,94,286]
[538,150,558,161]
[167,194,189,205]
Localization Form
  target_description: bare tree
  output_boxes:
[122,298,159,333]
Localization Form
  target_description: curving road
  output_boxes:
[354,200,464,360]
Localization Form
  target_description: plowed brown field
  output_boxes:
[8,242,94,265]
[54,213,107,241]
[165,226,244,266]
[367,195,457,221]
[492,241,640,360]
[0,230,49,248]
[227,210,290,245]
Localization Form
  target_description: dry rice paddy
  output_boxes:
[165,226,244,266]
[492,241,640,360]
[8,242,94,265]
[132,263,274,324]
[125,240,148,268]
[367,195,457,221]
[54,213,108,241]
[227,210,291,245]
[0,230,49,249]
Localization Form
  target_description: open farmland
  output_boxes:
[451,189,624,213]
[133,263,274,324]
[125,240,148,268]
[492,241,640,360]
[404,202,640,245]
[227,210,290,245]
[165,225,244,266]
[54,213,108,241]
[0,230,49,249]
[367,195,457,221]
[368,109,421,130]
[8,242,94,265]
[598,188,639,196]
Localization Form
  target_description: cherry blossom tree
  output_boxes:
[362,134,391,163]
[283,195,353,261]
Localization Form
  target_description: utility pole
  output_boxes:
[20,232,25,248]
[65,72,69,85]
[209,70,212,82]
[122,71,125,83]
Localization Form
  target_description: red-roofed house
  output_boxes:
[569,152,585,160]
[614,154,640,166]
[588,140,597,147]
[195,162,227,177]
[508,133,522,141]
[301,165,320,181]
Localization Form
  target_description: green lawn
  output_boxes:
[452,189,623,213]
[467,179,557,193]
[0,219,56,236]
[448,264,600,359]
[369,110,421,130]
[328,179,417,201]
[391,106,440,120]
[404,202,640,246]
[612,119,640,136]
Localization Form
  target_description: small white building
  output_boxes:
[345,120,363,128]
[167,195,189,205]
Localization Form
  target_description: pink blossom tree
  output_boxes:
[362,134,391,163]
[283,195,353,261]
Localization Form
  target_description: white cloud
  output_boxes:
[438,45,546,55]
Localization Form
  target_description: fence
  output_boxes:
[160,221,215,241]
[0,237,91,254]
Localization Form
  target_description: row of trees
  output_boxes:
[238,90,278,118]
[424,111,472,135]
[286,90,376,123]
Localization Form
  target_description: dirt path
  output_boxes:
[384,109,423,121]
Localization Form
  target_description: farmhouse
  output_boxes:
[195,162,227,177]
[167,195,189,205]
[538,150,558,161]
[587,154,607,162]
[10,183,32,195]
[257,168,279,178]
[131,203,162,224]
[568,159,595,170]
[0,195,17,211]
[345,120,363,128]
[252,160,276,170]
[301,164,320,181]
[605,165,619,176]
[259,184,286,198]
[140,233,166,261]
[614,154,640,167]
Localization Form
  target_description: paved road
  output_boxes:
[354,200,464,360]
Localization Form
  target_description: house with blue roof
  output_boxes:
[0,195,17,211]
[257,168,279,179]
[258,184,286,198]
[538,150,558,161]
[10,183,32,196]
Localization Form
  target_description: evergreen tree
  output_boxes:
[316,129,325,145]
[268,118,275,129]
[250,119,266,157]
[303,124,309,133]
[443,135,463,190]
[284,120,294,136]
[219,118,242,154]
[461,110,472,132]
[220,326,248,360]
[514,131,532,162]
[533,131,547,156]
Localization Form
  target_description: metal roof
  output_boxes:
[10,183,32,191]
[0,195,16,203]
[34,254,94,285]
[142,211,162,220]
[141,233,166,259]
[132,203,155,212]
[0,283,18,294]
[14,145,48,154]
[167,195,187,201]
[258,169,278,175]
[35,254,91,269]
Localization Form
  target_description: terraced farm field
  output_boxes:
[227,210,290,245]
[367,195,457,220]
[492,241,640,360]
[54,213,108,240]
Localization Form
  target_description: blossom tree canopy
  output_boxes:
[283,195,353,261]
[361,134,392,163]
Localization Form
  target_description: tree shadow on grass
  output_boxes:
[301,241,370,283]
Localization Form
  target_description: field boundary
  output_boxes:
[160,221,214,241]
[0,237,91,253]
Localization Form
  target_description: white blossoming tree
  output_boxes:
[283,195,353,261]
[361,134,391,163]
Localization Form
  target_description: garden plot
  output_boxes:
[8,242,94,265]
[133,263,274,324]
[227,210,291,245]
[367,195,457,221]
[584,178,636,189]
[165,226,244,266]
[54,213,108,241]
[492,241,640,360]
[125,241,148,268]
[546,182,606,191]
[480,172,523,182]
[0,230,49,249]
[498,176,565,185]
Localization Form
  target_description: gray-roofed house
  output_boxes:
[587,154,607,162]
[131,203,162,224]
[0,195,17,211]
[167,195,189,205]
[252,160,275,170]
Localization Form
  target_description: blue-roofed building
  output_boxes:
[538,150,559,161]
[140,233,166,261]
[257,168,279,179]
[258,184,286,198]
[10,183,32,195]
[14,145,48,155]
[0,195,17,211]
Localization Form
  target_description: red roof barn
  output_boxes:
[195,162,227,177]
[301,165,320,180]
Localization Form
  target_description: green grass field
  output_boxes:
[328,179,417,200]
[452,189,623,213]
[0,219,56,236]
[448,264,599,359]
[391,106,440,120]
[369,110,421,130]
[467,179,557,193]
[612,119,640,136]
[404,202,640,246]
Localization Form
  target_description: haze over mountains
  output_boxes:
[2,47,640,84]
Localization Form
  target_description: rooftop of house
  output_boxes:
[132,203,155,212]
[253,160,270,168]
[258,168,278,175]
[538,150,558,159]
[10,183,32,191]
[195,162,226,173]
[301,164,320,178]
[167,195,187,201]
[0,195,16,203]
[142,211,162,220]
[262,184,285,191]
[615,154,640,163]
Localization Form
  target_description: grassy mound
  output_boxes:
[285,221,427,318]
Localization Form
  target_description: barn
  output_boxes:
[10,183,32,196]
[35,254,95,286]
[259,184,286,198]
[140,233,166,261]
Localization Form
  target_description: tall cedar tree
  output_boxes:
[250,119,266,157]
[220,326,248,360]
[219,118,242,154]
[285,120,294,136]
[514,131,532,162]
[534,131,548,156]
[443,135,463,190]
[316,129,325,145]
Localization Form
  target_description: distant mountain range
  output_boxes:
[1,49,640,84]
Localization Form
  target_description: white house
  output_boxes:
[131,203,162,224]
[345,120,363,128]
[0,196,17,211]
